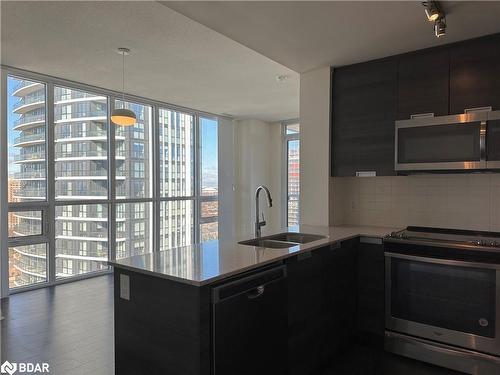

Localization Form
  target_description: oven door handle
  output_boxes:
[385,252,500,270]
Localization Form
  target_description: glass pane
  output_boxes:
[159,108,194,197]
[392,259,496,337]
[7,76,46,202]
[9,244,47,289]
[116,202,153,259]
[200,117,218,196]
[200,200,218,242]
[287,140,300,226]
[398,123,481,164]
[55,204,109,278]
[200,117,218,241]
[286,123,300,134]
[115,100,153,199]
[54,86,108,200]
[8,210,42,238]
[160,200,194,251]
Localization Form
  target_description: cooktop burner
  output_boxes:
[387,226,500,248]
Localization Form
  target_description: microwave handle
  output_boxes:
[480,120,487,162]
[385,252,500,270]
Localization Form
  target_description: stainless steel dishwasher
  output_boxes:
[212,265,288,375]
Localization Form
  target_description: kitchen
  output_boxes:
[2,1,500,375]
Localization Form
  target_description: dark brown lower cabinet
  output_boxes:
[357,240,385,335]
[114,238,385,375]
[286,239,359,375]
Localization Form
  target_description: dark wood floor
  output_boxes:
[1,275,114,375]
[1,274,462,375]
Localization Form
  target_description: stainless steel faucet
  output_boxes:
[255,185,273,237]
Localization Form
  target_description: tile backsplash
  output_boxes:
[330,174,500,232]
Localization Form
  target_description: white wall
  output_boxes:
[231,119,283,237]
[299,67,331,226]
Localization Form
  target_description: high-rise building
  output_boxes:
[287,141,300,226]
[8,78,199,288]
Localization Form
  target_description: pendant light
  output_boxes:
[111,47,136,126]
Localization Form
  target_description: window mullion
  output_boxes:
[108,97,116,261]
[1,70,10,297]
[46,82,56,284]
[194,115,201,244]
[153,106,160,254]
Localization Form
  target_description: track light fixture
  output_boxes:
[422,1,446,38]
[422,1,441,22]
[434,17,446,38]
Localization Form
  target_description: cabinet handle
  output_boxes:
[410,113,434,119]
[247,285,265,299]
[465,106,492,114]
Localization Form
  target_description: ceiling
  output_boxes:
[1,1,299,122]
[164,1,500,73]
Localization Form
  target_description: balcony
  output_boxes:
[55,129,107,140]
[13,189,46,199]
[56,169,117,180]
[13,211,42,220]
[12,170,45,179]
[55,92,106,103]
[13,132,45,147]
[12,80,43,97]
[54,110,107,123]
[13,114,45,130]
[55,187,108,200]
[11,244,47,258]
[13,151,45,163]
[11,223,42,236]
[13,95,45,114]
[55,149,107,160]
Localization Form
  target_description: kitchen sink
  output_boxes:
[238,232,326,249]
[238,239,299,248]
[265,232,326,244]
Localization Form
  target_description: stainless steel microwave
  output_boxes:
[395,110,500,172]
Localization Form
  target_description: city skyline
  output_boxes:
[7,75,219,290]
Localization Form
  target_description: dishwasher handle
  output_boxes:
[247,285,265,299]
[213,265,286,303]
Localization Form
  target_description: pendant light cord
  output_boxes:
[122,51,125,101]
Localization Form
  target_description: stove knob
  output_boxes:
[490,241,500,247]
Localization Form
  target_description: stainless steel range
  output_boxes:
[384,226,500,374]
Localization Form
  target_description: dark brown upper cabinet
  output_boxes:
[332,59,397,177]
[397,49,450,120]
[450,34,500,114]
[331,32,500,177]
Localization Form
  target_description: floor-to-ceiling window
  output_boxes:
[199,117,218,242]
[3,69,219,293]
[283,122,300,226]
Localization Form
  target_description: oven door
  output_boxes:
[385,252,500,356]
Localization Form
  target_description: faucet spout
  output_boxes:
[255,185,273,237]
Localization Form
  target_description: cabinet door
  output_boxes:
[398,49,449,119]
[286,251,323,375]
[450,34,500,114]
[357,240,385,336]
[332,59,397,177]
[321,239,358,354]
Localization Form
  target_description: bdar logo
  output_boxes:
[0,361,17,375]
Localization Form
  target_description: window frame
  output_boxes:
[282,120,300,227]
[1,66,222,296]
